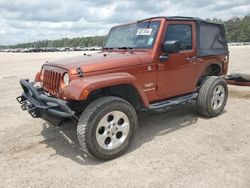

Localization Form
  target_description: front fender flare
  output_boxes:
[63,72,149,107]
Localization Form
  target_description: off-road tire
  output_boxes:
[197,76,228,117]
[77,96,137,160]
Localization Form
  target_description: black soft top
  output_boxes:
[138,16,229,57]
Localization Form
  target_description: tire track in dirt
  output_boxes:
[229,89,250,99]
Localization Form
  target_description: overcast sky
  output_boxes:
[0,0,249,45]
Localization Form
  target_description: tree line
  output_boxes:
[1,36,107,49]
[1,15,249,49]
[206,15,250,42]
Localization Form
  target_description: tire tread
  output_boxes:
[77,96,137,160]
[197,76,228,117]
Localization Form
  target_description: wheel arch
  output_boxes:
[64,72,149,108]
[87,84,145,109]
[197,63,223,86]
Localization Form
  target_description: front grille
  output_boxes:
[43,70,61,96]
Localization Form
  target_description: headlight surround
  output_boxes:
[63,73,70,86]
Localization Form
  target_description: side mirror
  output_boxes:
[163,40,180,54]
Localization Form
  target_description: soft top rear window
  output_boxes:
[196,21,228,56]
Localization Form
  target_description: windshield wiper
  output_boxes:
[102,47,113,51]
[117,47,134,50]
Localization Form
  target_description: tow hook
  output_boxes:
[21,100,32,111]
[21,100,38,118]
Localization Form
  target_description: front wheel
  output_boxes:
[77,96,137,160]
[197,76,228,117]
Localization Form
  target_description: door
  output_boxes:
[157,22,197,98]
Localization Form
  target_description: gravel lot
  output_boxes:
[0,47,250,188]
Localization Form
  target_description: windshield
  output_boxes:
[105,21,160,49]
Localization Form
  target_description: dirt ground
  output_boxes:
[0,47,250,188]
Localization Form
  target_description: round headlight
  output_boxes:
[63,73,70,86]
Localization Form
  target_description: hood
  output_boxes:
[46,51,152,74]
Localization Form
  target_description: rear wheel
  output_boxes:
[77,96,137,160]
[197,76,228,117]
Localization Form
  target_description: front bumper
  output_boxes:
[17,79,76,124]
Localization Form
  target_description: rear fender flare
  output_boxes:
[196,62,223,85]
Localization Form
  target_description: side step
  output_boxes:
[147,93,198,111]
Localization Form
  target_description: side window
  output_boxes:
[165,24,192,50]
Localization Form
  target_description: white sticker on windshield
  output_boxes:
[136,28,152,36]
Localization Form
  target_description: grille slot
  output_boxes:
[43,70,61,95]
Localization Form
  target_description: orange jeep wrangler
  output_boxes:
[17,16,229,160]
